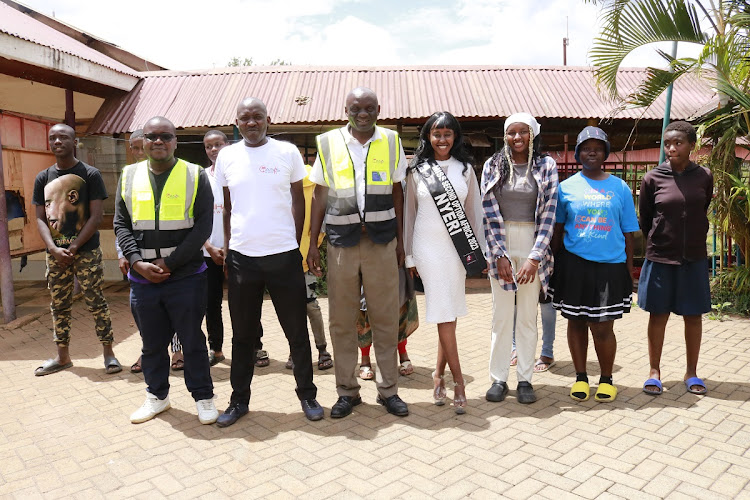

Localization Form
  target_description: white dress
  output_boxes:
[404,158,485,324]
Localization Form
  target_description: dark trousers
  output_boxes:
[204,257,225,352]
[130,272,214,401]
[227,249,316,404]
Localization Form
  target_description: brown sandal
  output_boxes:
[130,357,142,374]
[318,351,333,370]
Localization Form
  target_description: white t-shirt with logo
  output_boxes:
[215,138,306,257]
[202,165,225,257]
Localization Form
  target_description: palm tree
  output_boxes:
[587,0,750,264]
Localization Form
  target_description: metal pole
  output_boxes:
[658,41,679,165]
[0,129,17,323]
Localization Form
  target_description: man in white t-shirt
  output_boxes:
[308,87,409,418]
[215,97,323,426]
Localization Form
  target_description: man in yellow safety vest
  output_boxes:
[308,87,409,418]
[115,116,218,425]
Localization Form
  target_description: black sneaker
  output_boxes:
[301,399,324,421]
[216,402,249,428]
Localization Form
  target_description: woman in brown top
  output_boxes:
[637,121,713,396]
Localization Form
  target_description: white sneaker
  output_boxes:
[196,397,219,424]
[130,393,170,424]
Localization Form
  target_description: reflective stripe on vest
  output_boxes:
[316,127,399,222]
[121,160,199,231]
[140,247,176,259]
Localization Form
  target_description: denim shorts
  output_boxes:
[637,258,711,315]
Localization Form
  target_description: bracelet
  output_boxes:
[527,259,539,267]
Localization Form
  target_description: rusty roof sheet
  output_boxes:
[87,65,717,134]
[0,2,139,77]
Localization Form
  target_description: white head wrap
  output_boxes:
[503,112,540,186]
[504,113,540,137]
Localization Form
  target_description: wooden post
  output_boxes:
[0,129,17,323]
[65,89,75,128]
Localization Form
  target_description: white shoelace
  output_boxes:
[197,400,214,411]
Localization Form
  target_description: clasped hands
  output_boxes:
[496,256,539,285]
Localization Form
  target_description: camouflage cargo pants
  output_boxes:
[46,247,113,347]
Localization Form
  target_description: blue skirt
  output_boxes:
[637,258,711,315]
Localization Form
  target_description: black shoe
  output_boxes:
[376,394,409,416]
[216,402,249,427]
[330,396,362,418]
[517,381,537,404]
[301,398,324,421]
[486,381,509,402]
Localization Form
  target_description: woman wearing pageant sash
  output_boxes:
[404,111,486,414]
[482,113,558,405]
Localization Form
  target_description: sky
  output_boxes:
[22,0,699,71]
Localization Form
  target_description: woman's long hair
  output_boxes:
[409,111,474,174]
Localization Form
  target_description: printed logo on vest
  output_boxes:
[371,171,387,182]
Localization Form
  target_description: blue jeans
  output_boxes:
[512,300,556,359]
[130,272,214,401]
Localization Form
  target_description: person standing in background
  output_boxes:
[202,130,230,366]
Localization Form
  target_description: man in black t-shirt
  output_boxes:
[32,123,121,376]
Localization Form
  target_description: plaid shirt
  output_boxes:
[481,154,558,293]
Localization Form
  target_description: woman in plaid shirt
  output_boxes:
[481,113,558,405]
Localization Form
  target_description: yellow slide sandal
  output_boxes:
[570,381,590,402]
[595,383,617,402]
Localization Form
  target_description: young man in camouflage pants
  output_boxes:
[32,123,120,376]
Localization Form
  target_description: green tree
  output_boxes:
[227,57,254,67]
[227,57,292,67]
[587,0,750,259]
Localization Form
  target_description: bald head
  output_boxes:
[346,87,378,107]
[237,97,267,116]
[345,87,379,137]
[144,116,177,135]
[50,123,76,138]
[43,173,86,237]
[236,97,270,147]
[143,116,178,166]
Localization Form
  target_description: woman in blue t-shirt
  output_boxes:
[550,127,640,403]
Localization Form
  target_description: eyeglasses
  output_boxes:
[144,133,175,142]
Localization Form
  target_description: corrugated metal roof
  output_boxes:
[0,2,139,77]
[88,65,717,134]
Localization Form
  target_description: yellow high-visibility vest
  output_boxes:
[120,159,199,258]
[316,127,399,226]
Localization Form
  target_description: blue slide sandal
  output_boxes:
[643,378,663,395]
[685,377,707,395]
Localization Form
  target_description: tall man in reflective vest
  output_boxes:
[115,116,218,425]
[308,87,409,417]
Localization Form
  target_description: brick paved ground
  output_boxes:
[1,281,749,499]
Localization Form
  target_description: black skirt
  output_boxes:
[550,249,633,323]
